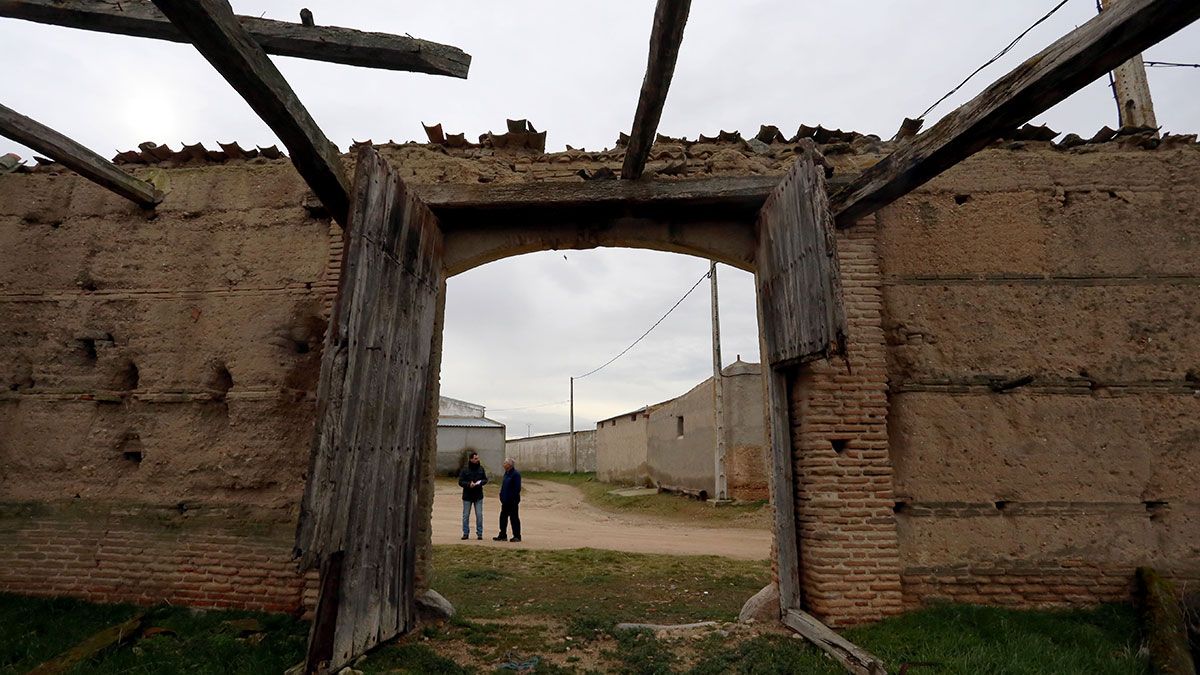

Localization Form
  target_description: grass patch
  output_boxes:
[522,472,769,528]
[843,602,1148,675]
[431,544,770,627]
[0,593,306,675]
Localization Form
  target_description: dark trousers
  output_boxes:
[499,501,521,538]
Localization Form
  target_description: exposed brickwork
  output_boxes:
[0,504,307,613]
[788,218,904,626]
[902,563,1200,608]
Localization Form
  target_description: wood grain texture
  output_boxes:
[754,144,846,619]
[295,147,445,673]
[152,0,350,226]
[0,103,162,207]
[764,367,801,612]
[620,0,692,180]
[830,0,1200,227]
[0,0,470,77]
[755,141,846,368]
[784,609,887,675]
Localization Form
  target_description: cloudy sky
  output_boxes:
[3,1,1197,436]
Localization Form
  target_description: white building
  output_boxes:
[436,396,505,478]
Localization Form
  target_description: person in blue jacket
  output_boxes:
[492,457,522,542]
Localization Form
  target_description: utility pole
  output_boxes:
[709,261,728,501]
[569,376,576,474]
[1099,0,1158,130]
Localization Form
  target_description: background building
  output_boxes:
[436,396,505,477]
[595,358,767,500]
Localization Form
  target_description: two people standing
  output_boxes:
[457,453,522,542]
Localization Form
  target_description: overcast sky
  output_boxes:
[2,2,1197,436]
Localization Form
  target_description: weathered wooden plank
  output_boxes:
[764,367,801,612]
[830,0,1200,227]
[0,0,470,77]
[784,609,887,675]
[151,0,351,226]
[28,613,145,675]
[0,103,162,207]
[756,141,845,368]
[621,0,692,180]
[295,146,444,673]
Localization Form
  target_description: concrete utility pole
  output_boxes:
[569,376,576,474]
[709,261,728,501]
[1099,0,1158,130]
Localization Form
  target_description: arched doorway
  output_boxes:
[293,144,844,672]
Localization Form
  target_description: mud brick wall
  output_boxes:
[789,216,904,626]
[2,132,1198,623]
[878,146,1200,608]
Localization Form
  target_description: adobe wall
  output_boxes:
[646,378,717,493]
[877,146,1200,608]
[1,129,1197,625]
[594,410,651,485]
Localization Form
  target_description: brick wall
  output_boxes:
[0,503,309,613]
[787,217,904,626]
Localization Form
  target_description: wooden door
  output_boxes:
[294,147,445,672]
[755,140,846,612]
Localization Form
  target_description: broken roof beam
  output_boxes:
[151,0,350,226]
[0,102,162,207]
[830,0,1200,228]
[621,0,692,180]
[0,0,470,78]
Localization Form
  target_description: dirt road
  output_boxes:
[432,479,771,560]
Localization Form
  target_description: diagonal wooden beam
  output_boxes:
[152,0,350,226]
[830,0,1200,228]
[0,0,470,78]
[0,103,162,207]
[621,0,691,180]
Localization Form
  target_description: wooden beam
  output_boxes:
[784,609,887,675]
[621,0,691,180]
[0,103,162,207]
[152,0,350,226]
[1100,0,1159,130]
[0,0,470,78]
[830,0,1200,227]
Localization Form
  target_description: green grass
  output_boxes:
[2,553,1149,674]
[430,544,770,626]
[522,472,769,528]
[842,603,1148,675]
[0,593,307,675]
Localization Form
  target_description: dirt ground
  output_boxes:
[432,478,771,560]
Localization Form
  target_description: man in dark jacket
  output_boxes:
[493,457,522,542]
[458,452,487,540]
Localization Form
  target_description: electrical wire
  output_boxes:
[1144,61,1200,68]
[917,0,1073,121]
[489,400,570,412]
[573,269,711,380]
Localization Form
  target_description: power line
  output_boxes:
[1144,61,1200,68]
[574,269,711,380]
[489,400,570,412]
[917,0,1073,121]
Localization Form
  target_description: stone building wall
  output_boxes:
[1,129,1197,623]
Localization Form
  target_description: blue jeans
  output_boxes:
[462,499,483,537]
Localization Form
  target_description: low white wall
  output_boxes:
[506,431,596,472]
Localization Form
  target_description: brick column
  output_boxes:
[790,217,903,625]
